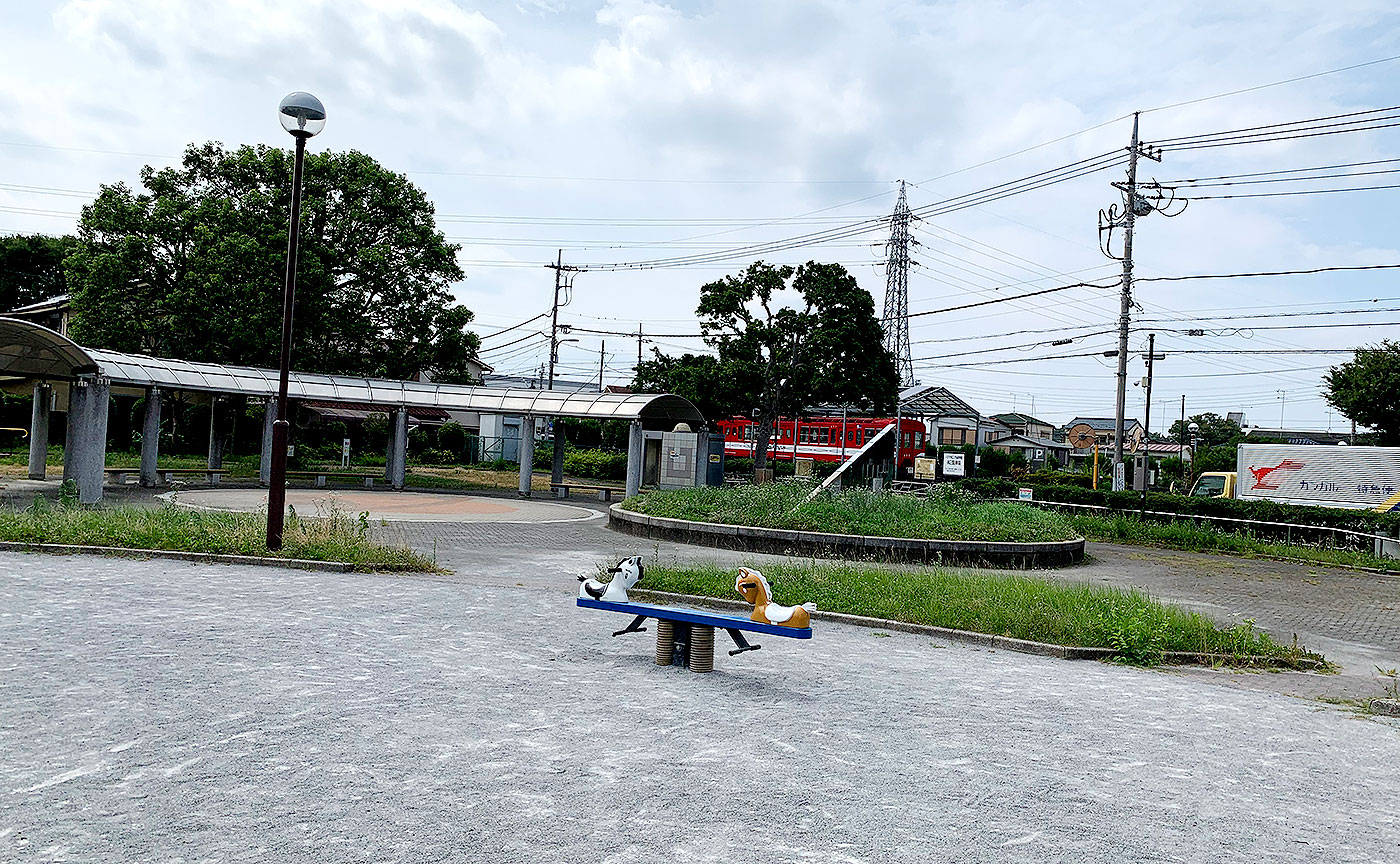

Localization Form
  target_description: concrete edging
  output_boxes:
[610,504,1085,568]
[0,541,353,572]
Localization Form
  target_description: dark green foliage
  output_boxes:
[1325,341,1400,444]
[438,421,467,455]
[0,233,80,311]
[66,142,480,381]
[633,351,753,428]
[976,446,1012,477]
[1166,412,1243,449]
[562,448,628,480]
[690,261,899,468]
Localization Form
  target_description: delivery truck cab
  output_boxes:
[1189,471,1236,498]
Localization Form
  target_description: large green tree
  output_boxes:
[633,350,757,429]
[1325,342,1400,444]
[0,233,80,311]
[694,260,898,470]
[1166,412,1243,449]
[65,142,480,381]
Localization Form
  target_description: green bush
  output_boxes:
[563,448,628,480]
[437,421,467,457]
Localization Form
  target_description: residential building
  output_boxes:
[988,433,1072,468]
[990,412,1056,442]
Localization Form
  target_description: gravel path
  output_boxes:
[2,553,1397,862]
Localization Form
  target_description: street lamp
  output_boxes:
[267,91,326,551]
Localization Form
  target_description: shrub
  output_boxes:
[563,448,628,480]
[437,421,467,457]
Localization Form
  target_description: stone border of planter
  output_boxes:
[609,503,1085,568]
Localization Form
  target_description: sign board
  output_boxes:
[342,438,351,469]
[913,456,937,480]
[1018,487,1033,502]
[1034,449,1044,460]
[1113,462,1125,491]
[942,452,966,477]
[709,454,721,463]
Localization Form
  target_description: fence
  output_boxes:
[1016,497,1400,557]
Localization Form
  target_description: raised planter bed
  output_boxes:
[609,503,1084,569]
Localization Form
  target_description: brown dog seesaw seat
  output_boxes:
[576,597,812,673]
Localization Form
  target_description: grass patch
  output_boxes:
[642,561,1328,669]
[1068,512,1400,572]
[0,494,435,572]
[625,482,1079,543]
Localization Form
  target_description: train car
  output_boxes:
[718,416,926,469]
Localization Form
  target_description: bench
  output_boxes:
[104,468,224,486]
[285,470,378,488]
[577,597,812,673]
[551,483,626,502]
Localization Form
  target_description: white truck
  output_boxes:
[1190,443,1400,511]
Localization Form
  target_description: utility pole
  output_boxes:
[1276,389,1286,429]
[599,341,605,392]
[881,181,915,387]
[637,324,643,372]
[1139,333,1164,515]
[544,250,583,390]
[1100,113,1162,491]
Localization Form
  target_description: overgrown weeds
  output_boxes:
[640,561,1330,670]
[1,495,434,572]
[625,481,1079,543]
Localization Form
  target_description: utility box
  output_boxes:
[660,431,700,490]
[703,433,725,486]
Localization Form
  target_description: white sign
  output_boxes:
[942,452,966,477]
[1113,462,1125,491]
[914,456,938,480]
[1018,487,1033,502]
[341,438,351,469]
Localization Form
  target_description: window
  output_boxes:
[819,428,830,445]
[914,431,923,448]
[940,428,968,445]
[800,428,809,443]
[846,428,854,442]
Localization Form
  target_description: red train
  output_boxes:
[718,416,926,466]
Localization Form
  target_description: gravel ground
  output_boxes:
[2,552,1397,863]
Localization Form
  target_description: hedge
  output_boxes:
[563,448,628,481]
[956,477,1400,540]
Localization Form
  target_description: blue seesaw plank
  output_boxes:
[577,597,813,639]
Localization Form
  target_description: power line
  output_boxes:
[900,279,1118,321]
[1179,182,1400,201]
[1136,263,1400,283]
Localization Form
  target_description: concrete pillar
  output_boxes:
[260,399,278,485]
[518,414,535,496]
[28,382,50,480]
[62,375,110,505]
[625,420,643,498]
[386,407,408,490]
[207,397,223,470]
[551,417,566,485]
[140,387,161,487]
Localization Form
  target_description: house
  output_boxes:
[8,294,70,336]
[988,433,1072,468]
[990,412,1056,441]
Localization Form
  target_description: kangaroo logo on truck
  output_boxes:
[1247,459,1306,490]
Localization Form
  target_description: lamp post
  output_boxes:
[266,91,326,551]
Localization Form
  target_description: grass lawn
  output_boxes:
[625,482,1080,543]
[641,561,1328,669]
[0,498,435,572]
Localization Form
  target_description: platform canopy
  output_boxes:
[0,318,703,428]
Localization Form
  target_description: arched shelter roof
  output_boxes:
[0,318,703,428]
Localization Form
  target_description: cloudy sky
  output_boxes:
[3,0,1400,431]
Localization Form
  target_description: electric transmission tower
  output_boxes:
[881,180,914,388]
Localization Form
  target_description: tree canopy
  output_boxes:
[676,260,898,468]
[65,142,480,381]
[1325,342,1400,444]
[1165,412,1243,449]
[0,233,79,311]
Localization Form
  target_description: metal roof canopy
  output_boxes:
[896,384,979,419]
[0,318,703,428]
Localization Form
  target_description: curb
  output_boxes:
[610,504,1085,569]
[1372,699,1400,717]
[628,589,1327,670]
[0,541,353,573]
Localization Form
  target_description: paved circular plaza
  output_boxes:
[164,488,603,523]
[2,552,1397,862]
